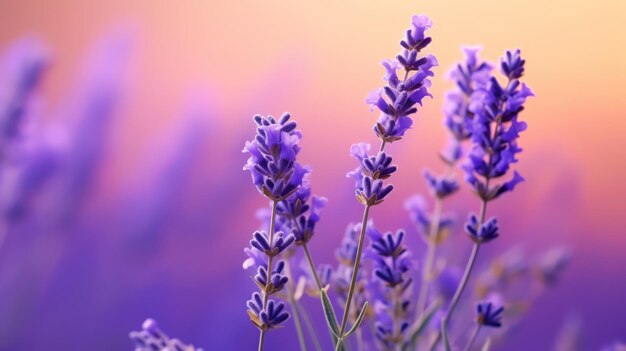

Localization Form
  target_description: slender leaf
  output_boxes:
[344,301,368,338]
[408,298,442,346]
[320,287,340,338]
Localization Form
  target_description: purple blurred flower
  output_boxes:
[276,173,327,245]
[476,301,504,328]
[129,318,203,351]
[423,170,459,199]
[367,225,413,349]
[442,46,493,153]
[465,213,499,243]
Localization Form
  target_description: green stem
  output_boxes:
[258,200,278,351]
[440,198,488,351]
[335,205,371,351]
[285,259,308,351]
[463,325,481,351]
[303,243,322,290]
[416,196,443,317]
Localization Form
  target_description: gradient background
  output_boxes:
[0,1,625,350]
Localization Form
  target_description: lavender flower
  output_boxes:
[534,247,572,285]
[442,46,493,151]
[464,49,533,201]
[404,195,453,242]
[243,114,304,348]
[129,318,203,351]
[348,146,397,206]
[247,293,290,331]
[367,225,413,349]
[276,174,327,245]
[440,50,532,351]
[476,302,504,328]
[424,170,459,199]
[367,15,437,142]
[243,113,307,201]
[465,214,499,243]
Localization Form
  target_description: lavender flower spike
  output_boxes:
[243,113,308,201]
[440,50,533,351]
[367,15,437,143]
[367,225,413,350]
[243,113,304,351]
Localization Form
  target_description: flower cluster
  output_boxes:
[442,46,493,161]
[129,319,203,351]
[464,49,533,202]
[276,175,327,245]
[465,213,499,243]
[475,301,504,328]
[367,15,437,142]
[243,113,308,201]
[243,113,304,335]
[347,143,396,206]
[367,226,413,349]
[404,195,453,243]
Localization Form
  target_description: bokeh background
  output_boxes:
[0,1,625,350]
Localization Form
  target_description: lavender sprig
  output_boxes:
[440,49,533,351]
[415,47,491,319]
[332,15,436,351]
[243,113,303,351]
[367,226,413,350]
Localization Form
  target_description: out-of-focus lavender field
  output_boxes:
[0,1,625,350]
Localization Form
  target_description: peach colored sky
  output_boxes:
[1,0,625,246]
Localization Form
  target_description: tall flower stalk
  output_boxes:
[243,113,306,351]
[367,226,413,351]
[329,14,437,351]
[439,49,533,350]
[415,47,492,318]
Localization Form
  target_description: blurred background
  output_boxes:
[0,1,624,350]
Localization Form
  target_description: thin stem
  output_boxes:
[303,243,322,290]
[258,200,278,351]
[392,284,403,351]
[284,259,308,351]
[441,242,480,350]
[335,205,371,351]
[416,196,443,316]
[462,325,481,351]
[379,140,386,153]
[299,302,324,351]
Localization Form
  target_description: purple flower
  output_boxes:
[464,50,533,201]
[367,225,413,348]
[424,170,459,198]
[476,302,504,328]
[442,46,493,161]
[129,318,203,351]
[247,293,290,331]
[243,113,308,200]
[254,260,289,295]
[534,247,572,285]
[404,194,454,238]
[367,15,437,143]
[465,213,499,243]
[276,173,328,245]
[0,38,48,146]
[356,176,394,206]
